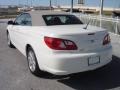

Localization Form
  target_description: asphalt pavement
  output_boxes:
[0,20,120,90]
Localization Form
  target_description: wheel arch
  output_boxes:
[26,44,32,56]
[25,43,43,71]
[6,30,9,35]
[25,44,42,74]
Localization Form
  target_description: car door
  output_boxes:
[12,13,32,54]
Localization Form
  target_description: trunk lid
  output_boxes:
[41,25,109,53]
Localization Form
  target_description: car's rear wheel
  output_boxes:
[7,32,15,48]
[27,47,42,75]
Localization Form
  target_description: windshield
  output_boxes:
[43,15,83,26]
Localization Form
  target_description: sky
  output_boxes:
[0,0,120,8]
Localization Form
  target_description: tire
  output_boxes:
[7,32,15,48]
[27,47,42,75]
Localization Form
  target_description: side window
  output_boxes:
[14,13,32,26]
[14,14,25,25]
[24,14,32,26]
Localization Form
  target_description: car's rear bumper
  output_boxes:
[39,46,112,75]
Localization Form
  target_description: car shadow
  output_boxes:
[57,56,120,90]
[33,71,69,80]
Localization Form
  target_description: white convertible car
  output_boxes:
[7,11,112,75]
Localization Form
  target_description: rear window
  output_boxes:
[43,15,83,26]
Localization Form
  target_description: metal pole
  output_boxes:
[100,0,104,28]
[55,0,58,6]
[27,0,28,7]
[31,0,32,7]
[71,0,73,13]
[18,0,20,7]
[115,16,118,34]
[100,0,104,15]
[50,0,52,10]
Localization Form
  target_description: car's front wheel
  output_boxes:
[27,47,42,75]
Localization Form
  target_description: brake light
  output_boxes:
[103,34,111,45]
[44,37,77,50]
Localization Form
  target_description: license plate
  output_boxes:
[88,56,100,66]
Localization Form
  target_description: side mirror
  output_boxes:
[8,20,14,25]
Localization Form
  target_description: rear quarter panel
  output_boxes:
[16,26,55,70]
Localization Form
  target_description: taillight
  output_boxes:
[44,36,77,50]
[103,34,111,45]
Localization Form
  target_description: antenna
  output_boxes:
[83,20,91,29]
